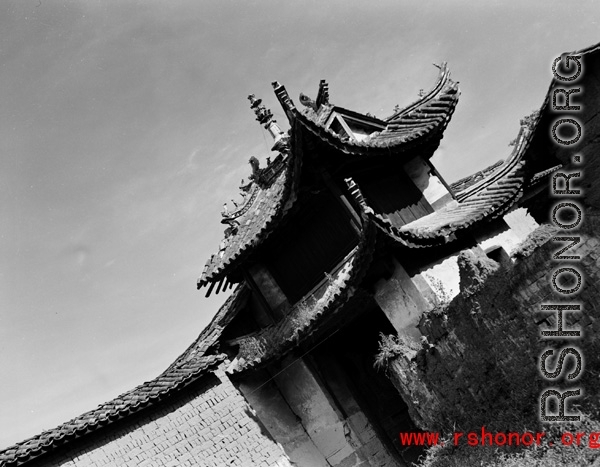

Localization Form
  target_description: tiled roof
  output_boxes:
[197,152,300,291]
[347,43,600,246]
[0,356,224,467]
[167,285,250,368]
[0,288,248,467]
[449,159,505,195]
[199,66,458,292]
[515,40,600,171]
[274,63,459,158]
[528,165,562,187]
[439,41,600,224]
[227,213,377,373]
[363,127,534,247]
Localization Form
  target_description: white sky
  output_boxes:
[1,0,599,449]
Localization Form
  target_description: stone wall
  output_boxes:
[238,357,401,467]
[375,259,431,341]
[389,48,600,433]
[387,214,600,433]
[27,368,291,467]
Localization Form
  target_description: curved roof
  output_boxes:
[0,288,248,467]
[227,212,377,373]
[274,63,459,158]
[427,41,600,241]
[0,356,225,467]
[7,41,599,467]
[356,37,600,249]
[198,152,301,291]
[199,66,459,290]
[365,126,535,247]
[449,159,505,196]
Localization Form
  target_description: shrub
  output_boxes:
[374,333,418,371]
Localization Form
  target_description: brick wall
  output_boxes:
[27,368,291,467]
[387,214,600,432]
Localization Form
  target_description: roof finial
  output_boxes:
[316,79,329,107]
[299,93,318,111]
[248,94,289,153]
[248,94,274,126]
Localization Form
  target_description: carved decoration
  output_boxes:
[239,178,252,193]
[222,182,260,224]
[223,218,240,239]
[300,80,330,113]
[248,156,262,182]
[221,202,229,217]
[271,133,290,154]
[299,92,318,111]
[316,79,329,108]
[272,81,297,113]
[248,94,274,127]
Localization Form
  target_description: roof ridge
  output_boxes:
[0,287,251,467]
[0,354,225,467]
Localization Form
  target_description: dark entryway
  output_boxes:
[309,305,425,466]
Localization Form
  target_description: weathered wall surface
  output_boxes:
[415,210,539,311]
[376,259,431,341]
[387,215,600,432]
[238,358,401,467]
[549,47,600,212]
[238,367,332,467]
[387,48,600,433]
[27,369,291,467]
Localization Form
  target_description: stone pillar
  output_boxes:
[248,264,290,319]
[237,370,329,467]
[374,259,430,341]
[272,357,372,467]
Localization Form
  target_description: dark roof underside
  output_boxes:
[288,63,460,158]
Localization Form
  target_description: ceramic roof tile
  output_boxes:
[227,215,376,373]
[361,127,535,247]
[198,155,299,290]
[0,287,249,467]
[0,355,223,467]
[528,165,562,187]
[449,159,505,195]
[199,67,458,291]
[275,63,459,158]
